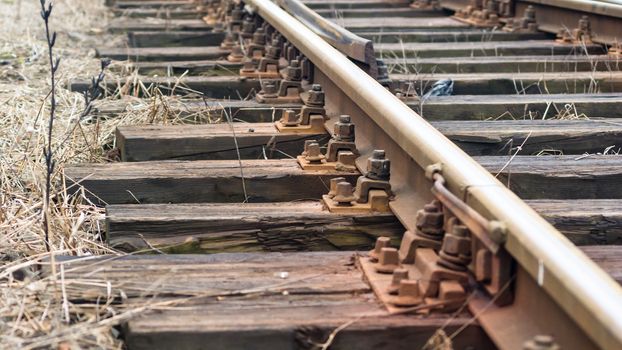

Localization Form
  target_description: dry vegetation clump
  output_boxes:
[0,0,207,347]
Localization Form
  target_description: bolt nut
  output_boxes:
[392,279,422,306]
[260,80,278,96]
[334,115,355,142]
[306,84,325,106]
[375,247,400,274]
[281,109,299,127]
[369,236,390,262]
[285,60,302,81]
[366,150,390,181]
[304,142,325,163]
[387,267,408,295]
[333,182,355,205]
[415,202,444,236]
[327,176,346,197]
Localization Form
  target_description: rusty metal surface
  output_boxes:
[275,0,378,77]
[247,0,622,348]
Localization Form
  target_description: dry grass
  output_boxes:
[0,0,222,347]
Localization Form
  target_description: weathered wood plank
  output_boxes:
[332,16,468,30]
[105,202,404,252]
[128,31,226,47]
[436,119,622,155]
[43,252,492,350]
[107,18,209,33]
[116,123,327,161]
[581,246,622,284]
[93,99,300,123]
[376,40,605,57]
[384,55,621,73]
[393,71,622,94]
[315,7,442,17]
[528,200,622,245]
[113,8,209,19]
[94,94,622,121]
[117,120,622,162]
[477,155,622,199]
[113,0,195,9]
[304,0,410,9]
[69,76,259,99]
[360,30,550,43]
[408,93,622,120]
[128,59,241,75]
[64,159,358,205]
[96,46,228,62]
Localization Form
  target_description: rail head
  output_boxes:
[247,0,622,348]
[274,0,378,78]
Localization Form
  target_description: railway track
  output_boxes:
[49,0,622,348]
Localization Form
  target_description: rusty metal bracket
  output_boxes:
[555,15,593,44]
[296,115,359,171]
[360,163,512,313]
[256,60,304,104]
[275,84,326,133]
[322,150,392,213]
[502,5,538,33]
[453,0,502,28]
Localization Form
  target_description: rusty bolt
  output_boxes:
[375,247,400,274]
[336,151,357,170]
[252,28,266,45]
[441,224,471,256]
[242,17,255,34]
[369,236,391,262]
[306,84,325,107]
[304,142,325,163]
[333,182,356,205]
[231,8,243,21]
[260,80,278,97]
[281,109,299,127]
[229,44,244,60]
[392,279,422,306]
[327,177,346,198]
[523,335,560,350]
[334,115,355,142]
[285,60,302,81]
[266,39,281,59]
[415,202,444,237]
[366,150,390,181]
[387,267,408,295]
[524,5,535,21]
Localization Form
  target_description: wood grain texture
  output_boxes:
[127,31,225,47]
[582,246,622,284]
[69,76,259,99]
[96,46,228,62]
[93,99,300,122]
[105,202,403,252]
[383,55,619,73]
[476,155,622,199]
[436,119,622,155]
[116,122,328,161]
[117,120,622,162]
[392,71,622,94]
[64,159,358,205]
[107,18,209,32]
[527,199,622,245]
[42,252,493,350]
[128,59,241,75]
[408,93,622,120]
[376,40,605,57]
[360,30,549,43]
[334,16,468,30]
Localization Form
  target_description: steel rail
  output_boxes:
[246,0,622,348]
[276,0,378,77]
